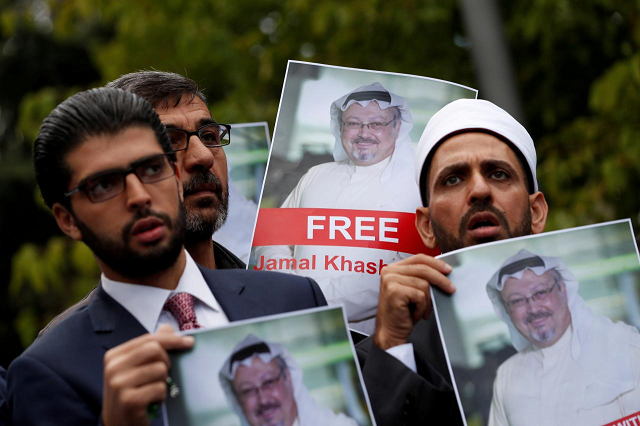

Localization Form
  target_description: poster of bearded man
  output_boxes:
[429,219,640,426]
[252,61,477,335]
[164,306,376,426]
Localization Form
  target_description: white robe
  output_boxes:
[489,324,640,426]
[254,155,421,334]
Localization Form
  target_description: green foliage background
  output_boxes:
[0,0,638,366]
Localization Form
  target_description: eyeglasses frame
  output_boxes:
[63,153,177,203]
[167,122,231,152]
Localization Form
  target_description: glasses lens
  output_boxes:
[136,155,174,183]
[167,129,188,151]
[219,124,230,146]
[198,124,221,146]
[84,173,124,203]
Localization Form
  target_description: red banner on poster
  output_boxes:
[252,208,440,256]
[602,411,640,426]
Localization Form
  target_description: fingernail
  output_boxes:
[182,336,195,344]
[443,262,453,273]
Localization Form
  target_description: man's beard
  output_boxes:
[431,200,532,253]
[349,137,379,163]
[525,310,556,344]
[75,204,185,278]
[182,170,229,245]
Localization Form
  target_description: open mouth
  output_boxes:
[466,212,502,239]
[131,217,164,235]
[468,213,499,230]
[130,217,166,243]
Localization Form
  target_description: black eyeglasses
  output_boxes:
[64,154,176,203]
[504,282,560,311]
[166,123,231,152]
[341,118,396,132]
[236,368,286,401]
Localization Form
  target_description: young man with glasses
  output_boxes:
[219,334,357,426]
[8,88,326,426]
[255,82,421,334]
[486,249,640,425]
[38,71,246,337]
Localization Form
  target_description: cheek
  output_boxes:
[241,398,258,413]
[507,308,528,330]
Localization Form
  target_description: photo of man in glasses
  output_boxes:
[219,334,357,426]
[254,81,421,334]
[485,248,640,426]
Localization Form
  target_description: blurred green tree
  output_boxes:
[0,0,638,365]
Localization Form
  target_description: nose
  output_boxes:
[124,173,152,211]
[182,134,215,173]
[357,124,372,137]
[256,388,272,405]
[467,171,492,205]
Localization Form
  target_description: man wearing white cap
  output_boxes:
[255,82,421,334]
[219,334,357,426]
[486,249,640,426]
[357,98,548,425]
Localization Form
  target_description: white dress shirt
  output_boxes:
[102,251,228,332]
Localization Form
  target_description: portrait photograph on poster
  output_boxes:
[164,306,376,426]
[431,219,640,426]
[214,122,271,264]
[251,60,478,334]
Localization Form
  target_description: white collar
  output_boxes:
[101,251,223,332]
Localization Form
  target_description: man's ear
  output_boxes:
[529,191,548,235]
[52,202,83,241]
[415,206,438,249]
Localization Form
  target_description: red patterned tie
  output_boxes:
[163,292,202,331]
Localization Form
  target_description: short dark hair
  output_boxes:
[34,87,175,208]
[106,71,207,109]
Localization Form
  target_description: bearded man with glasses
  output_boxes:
[255,82,421,335]
[8,88,327,426]
[219,334,357,426]
[38,71,247,337]
[486,249,640,426]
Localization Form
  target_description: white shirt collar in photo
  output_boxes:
[101,251,228,332]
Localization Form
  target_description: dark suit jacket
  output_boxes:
[36,241,244,339]
[356,317,464,426]
[8,267,327,426]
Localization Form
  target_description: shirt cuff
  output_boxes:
[385,343,417,373]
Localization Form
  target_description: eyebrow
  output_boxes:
[76,153,164,185]
[163,117,217,130]
[433,159,522,185]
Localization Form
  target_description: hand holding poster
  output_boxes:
[252,61,477,334]
[431,220,640,426]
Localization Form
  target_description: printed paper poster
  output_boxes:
[164,306,376,426]
[252,61,477,334]
[432,220,640,426]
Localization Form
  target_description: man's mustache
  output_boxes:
[256,401,281,417]
[352,137,379,145]
[183,170,223,197]
[525,311,552,324]
[459,200,509,234]
[122,207,172,241]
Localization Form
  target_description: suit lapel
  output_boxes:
[198,266,271,322]
[88,284,148,350]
